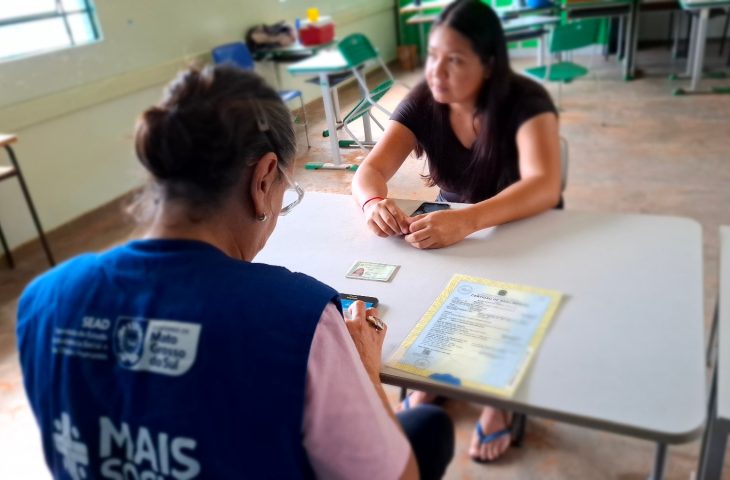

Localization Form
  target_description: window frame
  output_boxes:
[0,0,101,61]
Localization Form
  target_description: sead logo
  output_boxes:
[113,318,146,368]
[53,412,89,480]
[112,317,201,376]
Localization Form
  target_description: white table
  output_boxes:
[256,192,706,480]
[697,226,730,479]
[676,0,730,94]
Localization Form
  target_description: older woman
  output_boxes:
[17,66,453,479]
[352,0,560,463]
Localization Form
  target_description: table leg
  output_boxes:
[684,12,699,78]
[319,72,342,164]
[357,68,373,143]
[332,88,342,124]
[649,443,667,480]
[618,16,626,60]
[690,8,709,92]
[697,365,720,479]
[419,23,426,60]
[699,420,730,480]
[538,34,545,67]
[624,0,640,80]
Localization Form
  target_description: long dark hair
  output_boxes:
[415,0,517,203]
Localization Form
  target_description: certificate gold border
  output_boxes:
[386,274,562,397]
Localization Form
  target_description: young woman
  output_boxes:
[352,0,561,462]
[18,66,455,480]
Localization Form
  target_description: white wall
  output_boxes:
[0,0,397,250]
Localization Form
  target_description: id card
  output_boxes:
[345,261,400,282]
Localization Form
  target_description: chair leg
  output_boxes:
[707,300,720,367]
[368,112,385,132]
[720,10,730,56]
[557,82,563,110]
[4,146,55,267]
[298,96,311,149]
[342,123,368,151]
[0,221,15,269]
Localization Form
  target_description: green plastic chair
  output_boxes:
[323,33,396,150]
[524,19,601,108]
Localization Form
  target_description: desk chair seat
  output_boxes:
[525,62,589,83]
[524,19,601,109]
[211,42,310,148]
[0,134,55,269]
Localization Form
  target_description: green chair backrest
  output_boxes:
[338,33,378,67]
[550,19,601,54]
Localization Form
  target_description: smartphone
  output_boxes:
[339,293,379,312]
[411,201,451,216]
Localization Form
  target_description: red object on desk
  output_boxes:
[299,17,335,46]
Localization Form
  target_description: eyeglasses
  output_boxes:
[278,164,304,216]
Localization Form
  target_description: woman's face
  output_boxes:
[425,25,488,106]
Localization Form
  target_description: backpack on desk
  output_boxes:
[245,22,295,53]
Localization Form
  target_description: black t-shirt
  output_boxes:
[391,74,557,203]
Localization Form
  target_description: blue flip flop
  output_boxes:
[475,421,512,445]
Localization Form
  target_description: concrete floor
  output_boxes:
[1,46,729,479]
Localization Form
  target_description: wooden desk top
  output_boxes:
[0,134,18,148]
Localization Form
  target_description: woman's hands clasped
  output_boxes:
[363,199,411,237]
[405,208,471,249]
[364,199,471,249]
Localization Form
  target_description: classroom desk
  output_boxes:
[255,192,705,480]
[697,226,730,479]
[400,0,455,57]
[564,0,640,80]
[676,0,730,94]
[254,41,335,87]
[288,51,371,164]
[404,8,559,66]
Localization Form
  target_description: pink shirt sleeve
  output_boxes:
[302,303,411,480]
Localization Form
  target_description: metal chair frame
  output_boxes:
[0,135,55,268]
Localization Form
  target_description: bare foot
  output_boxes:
[468,407,512,462]
[396,390,439,412]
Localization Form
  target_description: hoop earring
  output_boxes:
[256,213,268,222]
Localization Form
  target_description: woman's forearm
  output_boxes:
[461,175,561,233]
[352,165,390,208]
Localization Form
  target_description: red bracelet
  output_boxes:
[361,196,384,212]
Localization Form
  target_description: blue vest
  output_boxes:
[17,239,339,480]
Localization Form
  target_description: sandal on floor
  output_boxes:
[475,421,512,445]
[471,412,528,463]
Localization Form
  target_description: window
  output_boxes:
[0,0,101,62]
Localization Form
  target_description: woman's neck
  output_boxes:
[143,202,260,262]
[448,100,477,117]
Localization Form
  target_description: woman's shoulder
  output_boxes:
[392,80,441,138]
[509,74,554,104]
[393,81,434,117]
[506,73,558,126]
